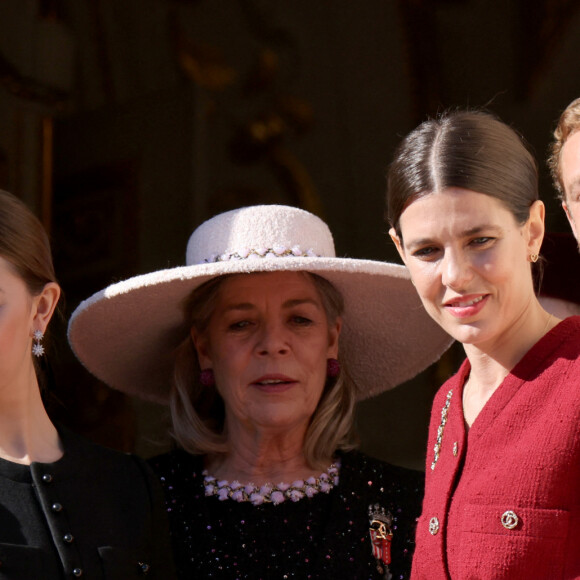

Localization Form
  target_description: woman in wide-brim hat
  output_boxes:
[68,204,452,579]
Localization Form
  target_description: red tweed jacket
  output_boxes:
[411,316,580,580]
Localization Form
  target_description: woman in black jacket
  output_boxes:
[0,189,174,579]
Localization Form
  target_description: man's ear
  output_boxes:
[563,201,579,242]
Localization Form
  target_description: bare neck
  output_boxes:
[206,421,329,485]
[462,304,560,427]
[0,367,62,464]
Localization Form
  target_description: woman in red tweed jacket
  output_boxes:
[386,109,580,579]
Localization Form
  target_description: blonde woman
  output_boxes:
[69,204,452,579]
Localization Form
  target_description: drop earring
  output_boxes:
[32,330,45,357]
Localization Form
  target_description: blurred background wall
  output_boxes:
[0,0,579,469]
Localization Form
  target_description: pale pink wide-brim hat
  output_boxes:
[68,205,453,403]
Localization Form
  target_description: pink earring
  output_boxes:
[327,358,340,378]
[200,368,215,387]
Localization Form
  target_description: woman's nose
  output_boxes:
[441,249,473,289]
[256,323,289,356]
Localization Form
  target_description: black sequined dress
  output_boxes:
[150,449,423,579]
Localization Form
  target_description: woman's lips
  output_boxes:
[251,375,296,392]
[444,294,489,319]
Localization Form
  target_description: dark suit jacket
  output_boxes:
[0,427,175,579]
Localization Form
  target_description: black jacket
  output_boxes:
[0,427,175,579]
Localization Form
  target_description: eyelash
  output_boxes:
[470,236,494,246]
[411,237,495,259]
[227,315,314,331]
[228,320,252,331]
[412,247,438,259]
[291,316,313,325]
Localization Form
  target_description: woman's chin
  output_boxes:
[241,407,313,435]
[440,320,490,346]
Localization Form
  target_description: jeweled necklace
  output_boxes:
[203,461,340,506]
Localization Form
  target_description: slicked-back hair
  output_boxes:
[386,110,538,241]
[0,189,60,381]
[0,189,57,294]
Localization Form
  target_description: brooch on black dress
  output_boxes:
[368,503,393,579]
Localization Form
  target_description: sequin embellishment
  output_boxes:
[151,450,421,578]
[431,389,453,470]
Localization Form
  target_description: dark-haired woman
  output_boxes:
[386,110,580,579]
[0,189,174,578]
